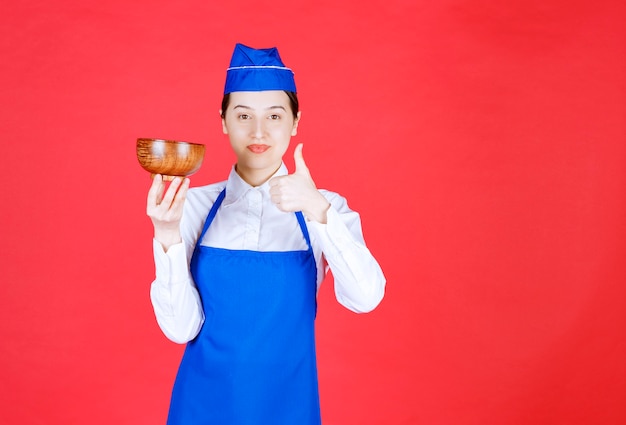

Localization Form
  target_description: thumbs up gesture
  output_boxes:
[269,143,330,223]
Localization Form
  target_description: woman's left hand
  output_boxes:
[269,143,330,223]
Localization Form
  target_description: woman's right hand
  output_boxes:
[146,175,190,251]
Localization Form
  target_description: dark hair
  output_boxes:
[220,91,299,119]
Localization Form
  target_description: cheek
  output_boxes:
[226,125,248,141]
[275,131,292,155]
[275,123,295,139]
[275,131,292,148]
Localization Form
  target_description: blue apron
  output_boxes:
[167,189,321,424]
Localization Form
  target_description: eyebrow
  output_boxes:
[232,105,287,111]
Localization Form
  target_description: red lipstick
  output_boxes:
[247,144,270,154]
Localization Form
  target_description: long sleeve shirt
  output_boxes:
[150,164,386,343]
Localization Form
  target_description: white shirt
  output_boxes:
[150,164,386,343]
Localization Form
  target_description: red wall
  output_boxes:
[1,1,625,424]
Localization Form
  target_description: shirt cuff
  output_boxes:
[152,239,190,285]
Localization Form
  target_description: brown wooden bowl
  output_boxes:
[136,138,205,180]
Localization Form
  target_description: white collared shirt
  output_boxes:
[150,163,386,343]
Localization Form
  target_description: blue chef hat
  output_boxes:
[224,43,297,94]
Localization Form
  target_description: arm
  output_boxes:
[269,144,386,313]
[309,193,386,313]
[147,176,204,343]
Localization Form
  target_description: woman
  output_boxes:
[147,43,385,424]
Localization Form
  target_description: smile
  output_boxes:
[247,144,270,154]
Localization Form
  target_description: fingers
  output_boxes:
[147,174,164,211]
[169,177,190,211]
[147,176,190,218]
[156,177,165,203]
[160,177,184,210]
[268,176,290,211]
[268,176,282,198]
[267,146,317,212]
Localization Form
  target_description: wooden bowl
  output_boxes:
[136,138,205,180]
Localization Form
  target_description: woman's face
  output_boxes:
[221,90,300,184]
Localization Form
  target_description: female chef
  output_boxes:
[147,43,386,424]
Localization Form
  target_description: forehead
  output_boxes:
[228,90,290,109]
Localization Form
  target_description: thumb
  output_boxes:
[294,143,309,175]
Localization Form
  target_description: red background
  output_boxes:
[1,1,625,424]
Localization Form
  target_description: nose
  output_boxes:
[252,118,265,139]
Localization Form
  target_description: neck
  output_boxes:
[235,163,281,187]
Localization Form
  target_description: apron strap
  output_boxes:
[197,188,313,252]
[197,188,226,245]
[295,211,313,252]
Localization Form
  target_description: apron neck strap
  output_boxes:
[198,188,313,252]
[197,188,226,244]
[295,211,313,252]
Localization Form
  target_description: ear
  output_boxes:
[291,111,302,137]
[220,110,228,134]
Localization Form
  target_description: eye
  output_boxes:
[238,114,250,120]
[269,114,281,120]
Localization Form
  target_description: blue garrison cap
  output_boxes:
[224,43,296,94]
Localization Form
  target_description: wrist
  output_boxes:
[304,193,330,224]
[154,228,182,252]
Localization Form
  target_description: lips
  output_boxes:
[247,144,270,154]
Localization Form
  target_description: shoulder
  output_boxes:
[187,180,227,204]
[183,180,227,220]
